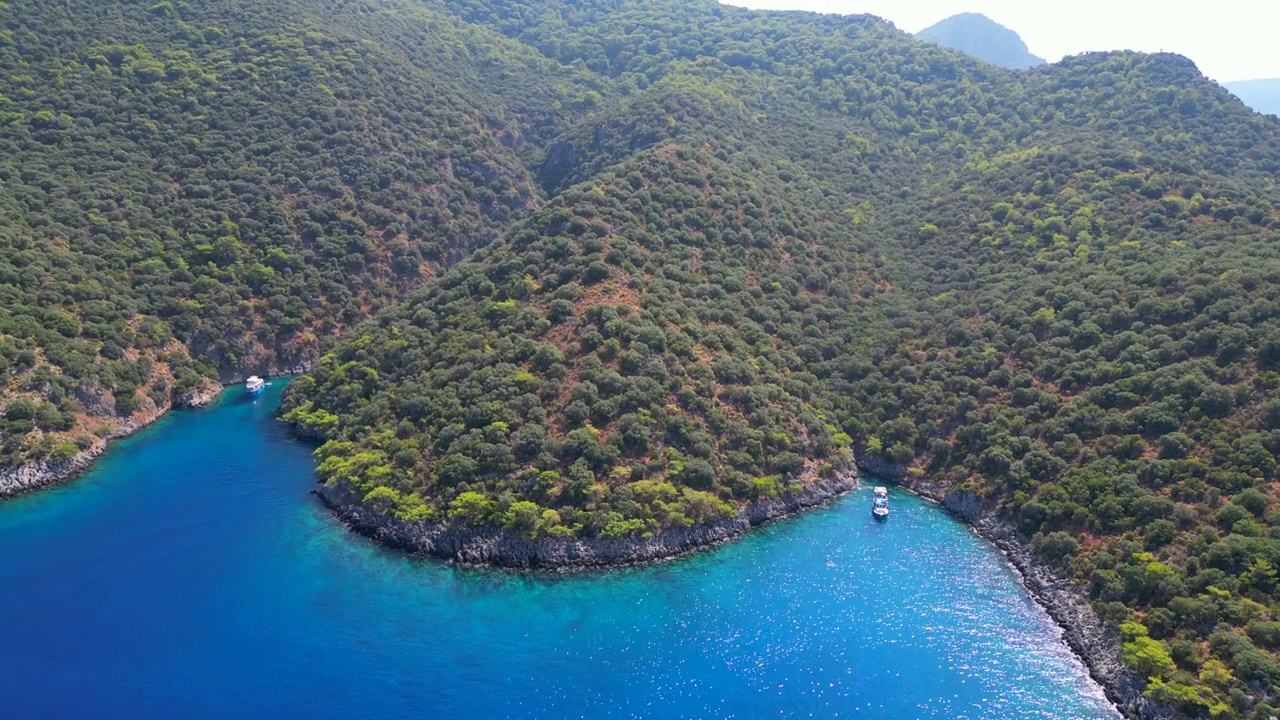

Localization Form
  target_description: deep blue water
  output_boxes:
[0,383,1118,719]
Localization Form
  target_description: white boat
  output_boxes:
[872,486,890,519]
[245,375,265,395]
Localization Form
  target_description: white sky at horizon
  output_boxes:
[721,0,1280,84]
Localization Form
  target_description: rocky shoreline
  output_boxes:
[1,381,1164,720]
[316,469,860,570]
[321,454,1166,718]
[0,361,319,500]
[858,458,1171,720]
[0,360,316,501]
[0,377,224,500]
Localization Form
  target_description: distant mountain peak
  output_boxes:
[1224,78,1280,116]
[916,12,1046,70]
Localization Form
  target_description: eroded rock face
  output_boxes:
[73,381,116,417]
[0,451,98,498]
[175,377,223,409]
[969,517,1165,720]
[316,470,859,570]
[854,455,906,480]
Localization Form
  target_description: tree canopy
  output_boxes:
[0,0,603,465]
[5,0,1280,714]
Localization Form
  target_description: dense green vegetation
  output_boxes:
[282,1,1280,715]
[0,0,606,465]
[7,0,1280,714]
[287,78,880,535]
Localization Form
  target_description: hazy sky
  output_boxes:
[722,1,1279,83]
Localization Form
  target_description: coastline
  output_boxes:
[857,457,1171,720]
[315,469,860,571]
[0,377,224,500]
[317,452,1165,719]
[1,374,1163,720]
[0,366,310,501]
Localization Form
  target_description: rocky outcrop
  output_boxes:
[73,380,117,417]
[537,140,580,192]
[175,377,223,408]
[971,514,1166,720]
[852,454,907,480]
[0,446,104,498]
[894,473,1172,720]
[316,470,859,570]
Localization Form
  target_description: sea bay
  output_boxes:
[0,384,1117,719]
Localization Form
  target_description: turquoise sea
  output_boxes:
[0,383,1118,718]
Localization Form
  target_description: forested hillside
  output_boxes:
[7,0,1280,715]
[281,1,1280,715]
[0,0,608,468]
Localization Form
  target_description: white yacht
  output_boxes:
[245,375,266,396]
[872,486,890,520]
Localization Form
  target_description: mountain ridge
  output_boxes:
[0,0,613,472]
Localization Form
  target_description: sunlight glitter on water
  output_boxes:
[0,383,1118,719]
